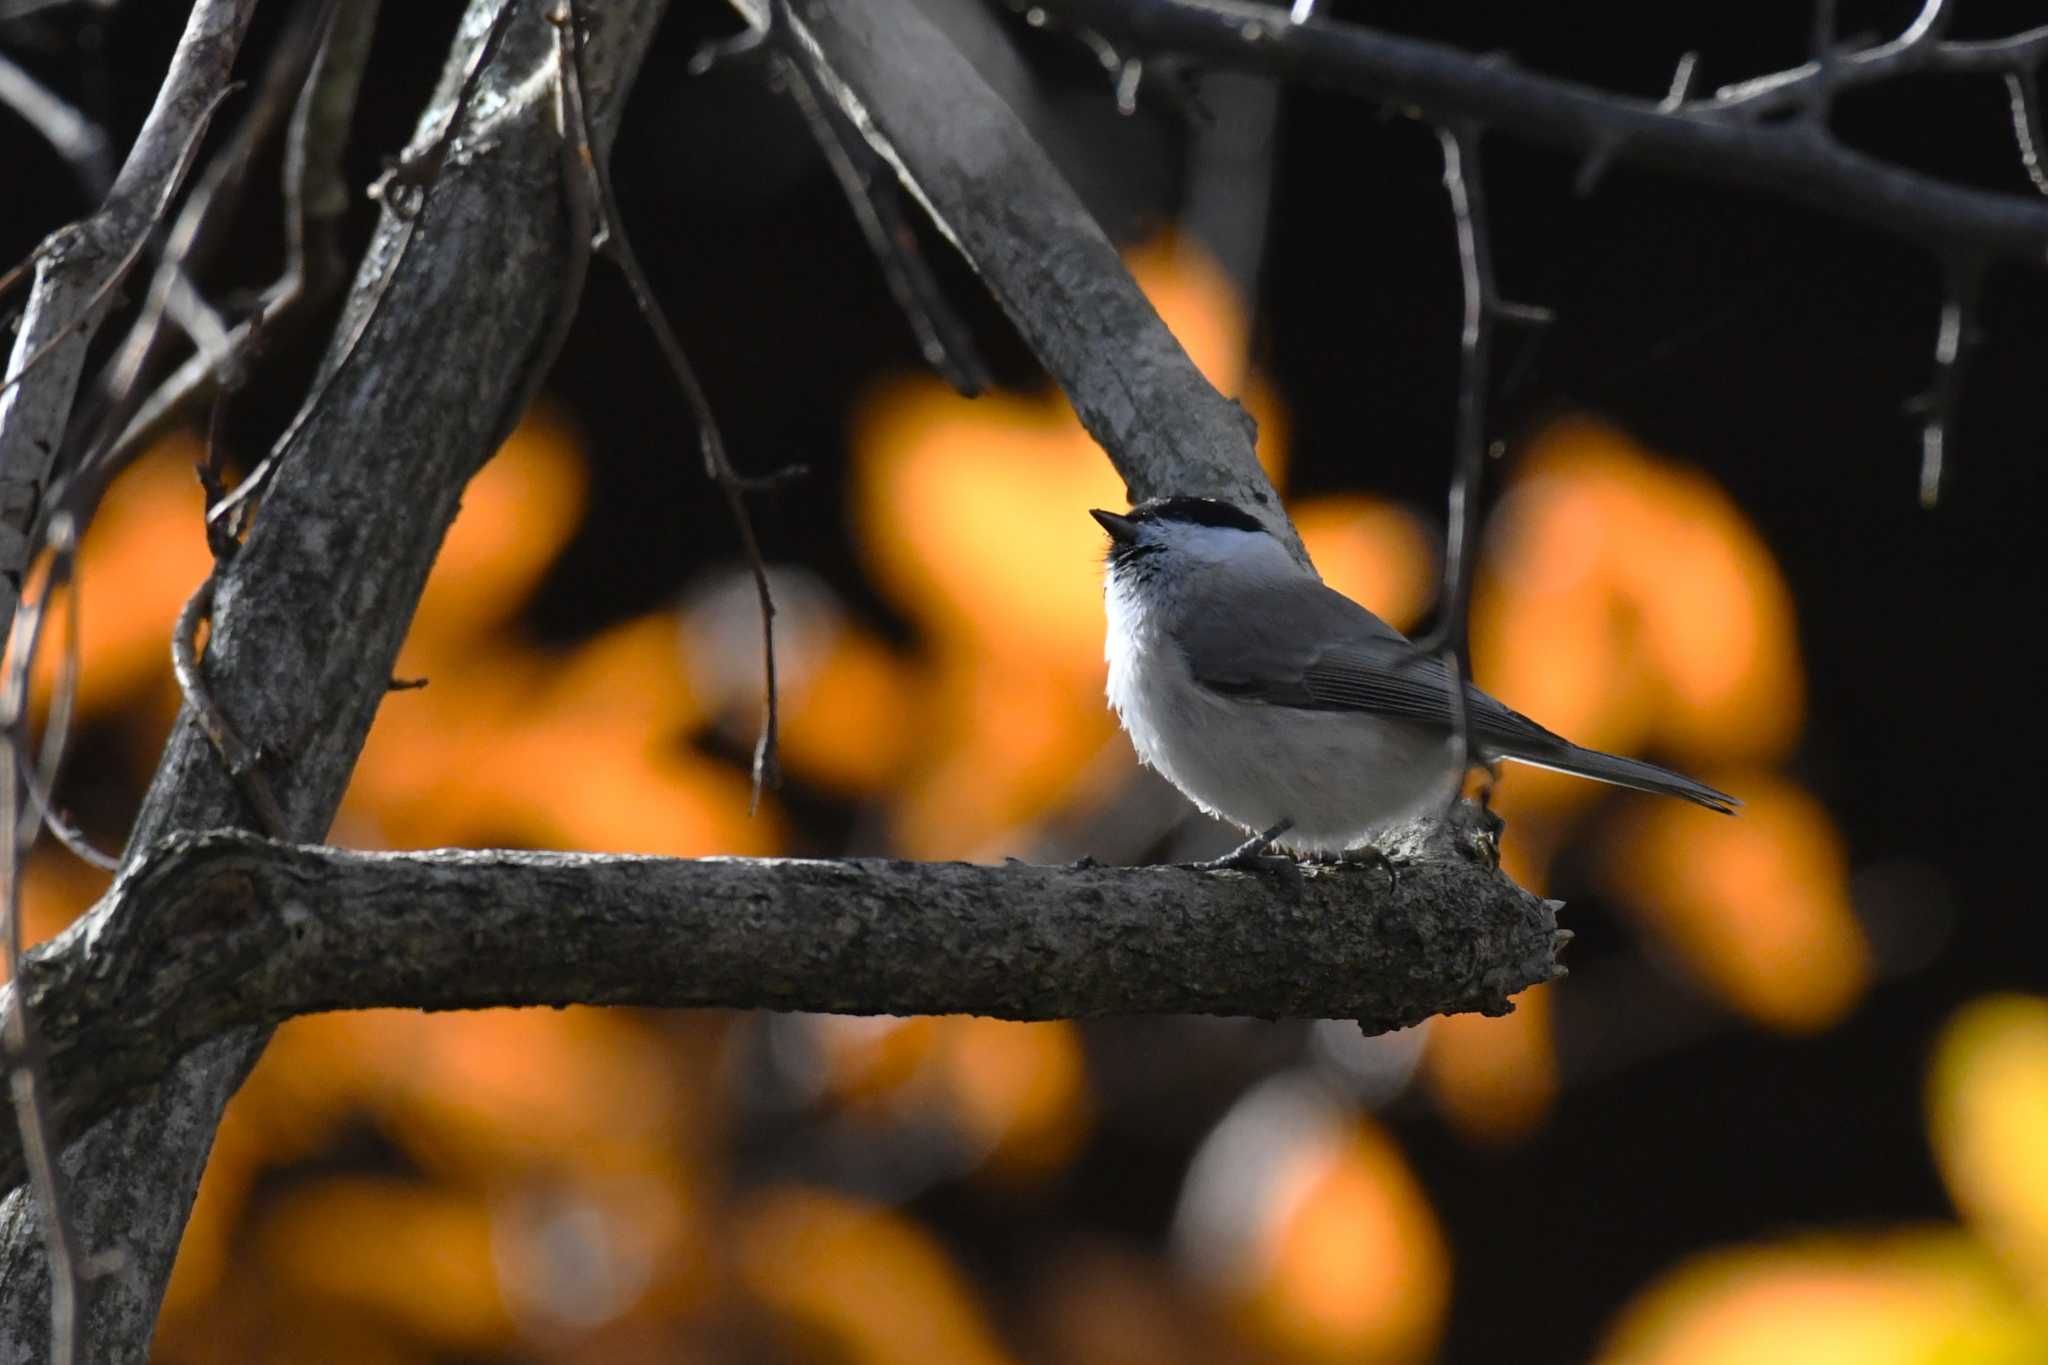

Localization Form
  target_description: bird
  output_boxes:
[1091,496,1737,867]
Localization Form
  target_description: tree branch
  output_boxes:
[776,0,1299,550]
[1,816,1563,1195]
[0,0,260,625]
[1045,0,2048,263]
[0,2,670,1357]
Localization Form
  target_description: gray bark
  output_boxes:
[0,3,668,1358]
[780,0,1301,551]
[1051,0,2048,263]
[0,0,1579,1355]
[0,0,260,625]
[1,818,1562,1194]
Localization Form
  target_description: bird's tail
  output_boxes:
[1504,745,1739,815]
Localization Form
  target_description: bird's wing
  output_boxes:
[1174,577,1566,756]
[1175,576,1740,813]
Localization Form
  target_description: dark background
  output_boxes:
[4,1,2044,1360]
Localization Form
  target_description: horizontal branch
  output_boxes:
[1050,0,2048,263]
[3,817,1563,1194]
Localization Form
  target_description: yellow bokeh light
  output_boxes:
[1596,1231,2044,1365]
[1930,995,2048,1306]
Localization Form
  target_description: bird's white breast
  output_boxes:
[1103,567,1457,853]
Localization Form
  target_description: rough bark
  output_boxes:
[0,0,260,625]
[0,3,668,1359]
[780,0,1301,550]
[0,0,1587,1355]
[0,816,1562,1194]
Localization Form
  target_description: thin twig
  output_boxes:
[775,46,991,396]
[369,0,521,216]
[0,82,239,406]
[2002,68,2048,196]
[1428,121,1491,674]
[3,508,111,871]
[209,0,516,540]
[1710,0,1955,113]
[559,0,789,811]
[1917,259,1982,508]
[0,47,112,199]
[1427,121,1492,788]
[1803,0,1842,127]
[2,515,88,1365]
[59,0,344,512]
[169,575,288,838]
[1047,0,2048,260]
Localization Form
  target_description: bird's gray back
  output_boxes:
[1170,574,1571,760]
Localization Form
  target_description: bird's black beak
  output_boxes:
[1090,508,1138,544]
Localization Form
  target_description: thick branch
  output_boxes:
[1048,0,2048,263]
[783,0,1296,547]
[0,2,670,1358]
[1,819,1563,1193]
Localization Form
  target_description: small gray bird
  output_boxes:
[1092,497,1736,863]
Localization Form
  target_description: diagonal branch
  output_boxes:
[1,814,1564,1196]
[778,0,1300,553]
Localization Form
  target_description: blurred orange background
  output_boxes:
[9,231,2039,1365]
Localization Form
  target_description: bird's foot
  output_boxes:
[1191,819,1303,888]
[1342,844,1402,893]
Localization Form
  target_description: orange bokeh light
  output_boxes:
[1423,983,1559,1143]
[1241,1119,1450,1364]
[736,1186,1018,1365]
[1607,773,1868,1032]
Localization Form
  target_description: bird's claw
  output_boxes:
[1190,819,1303,889]
[1342,845,1402,893]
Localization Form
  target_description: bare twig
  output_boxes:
[1429,120,1490,786]
[370,0,521,216]
[1043,0,2048,262]
[1,0,260,640]
[208,0,518,541]
[775,42,991,396]
[1428,122,1491,671]
[55,0,351,521]
[1917,260,1982,508]
[169,577,287,839]
[2,515,87,1365]
[0,82,238,408]
[560,0,788,810]
[1,5,676,1357]
[2003,68,2048,196]
[0,47,112,199]
[1709,0,1959,114]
